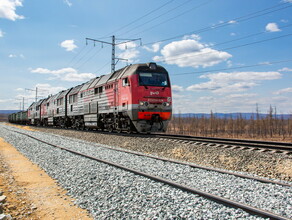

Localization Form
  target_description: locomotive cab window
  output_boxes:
[122,78,130,87]
[94,86,103,94]
[139,72,169,87]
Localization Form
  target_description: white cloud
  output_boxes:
[116,42,140,63]
[280,19,288,23]
[8,53,24,58]
[278,67,292,72]
[0,0,24,21]
[0,29,4,37]
[64,0,72,7]
[153,35,232,68]
[143,43,160,53]
[117,41,137,50]
[15,88,24,91]
[226,60,232,67]
[9,54,17,58]
[60,39,77,51]
[265,23,281,32]
[274,87,292,95]
[228,20,237,24]
[0,99,11,103]
[182,34,201,41]
[62,72,96,82]
[226,93,257,99]
[118,49,139,63]
[172,85,184,93]
[31,67,96,82]
[230,32,236,36]
[186,71,282,94]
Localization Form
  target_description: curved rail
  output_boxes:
[6,128,291,220]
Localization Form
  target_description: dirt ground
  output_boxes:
[0,137,92,220]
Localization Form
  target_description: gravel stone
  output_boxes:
[0,197,6,204]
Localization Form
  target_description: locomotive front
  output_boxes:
[129,63,172,132]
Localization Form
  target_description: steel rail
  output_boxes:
[152,133,292,152]
[6,128,290,220]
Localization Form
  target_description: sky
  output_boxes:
[0,0,292,114]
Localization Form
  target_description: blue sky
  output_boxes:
[0,0,292,114]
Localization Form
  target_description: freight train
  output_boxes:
[9,63,172,133]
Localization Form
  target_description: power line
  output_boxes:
[154,33,292,63]
[147,24,292,63]
[94,61,111,75]
[65,44,87,67]
[172,59,292,76]
[118,0,194,36]
[129,0,214,38]
[143,2,292,46]
[71,46,96,67]
[76,47,103,70]
[102,0,175,37]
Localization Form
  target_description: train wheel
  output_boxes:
[108,126,113,133]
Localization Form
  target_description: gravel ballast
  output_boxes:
[33,126,292,182]
[1,124,291,219]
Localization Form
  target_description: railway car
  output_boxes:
[9,62,172,133]
[20,111,28,124]
[52,88,72,127]
[46,93,59,126]
[28,99,45,126]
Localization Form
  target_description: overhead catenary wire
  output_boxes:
[154,33,292,63]
[67,1,291,73]
[61,1,291,78]
[76,47,104,70]
[145,24,292,63]
[102,0,175,38]
[172,59,292,76]
[142,2,292,46]
[65,44,87,67]
[128,0,214,38]
[94,61,111,75]
[71,46,96,68]
[118,0,194,37]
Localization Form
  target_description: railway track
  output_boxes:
[150,133,292,155]
[24,124,292,155]
[2,125,291,219]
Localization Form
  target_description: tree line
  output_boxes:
[167,107,292,141]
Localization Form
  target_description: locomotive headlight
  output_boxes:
[140,101,149,106]
[163,102,170,107]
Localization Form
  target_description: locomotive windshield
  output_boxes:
[138,72,169,87]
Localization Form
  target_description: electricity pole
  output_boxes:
[86,35,141,73]
[25,87,38,102]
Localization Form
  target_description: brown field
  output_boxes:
[167,111,292,142]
